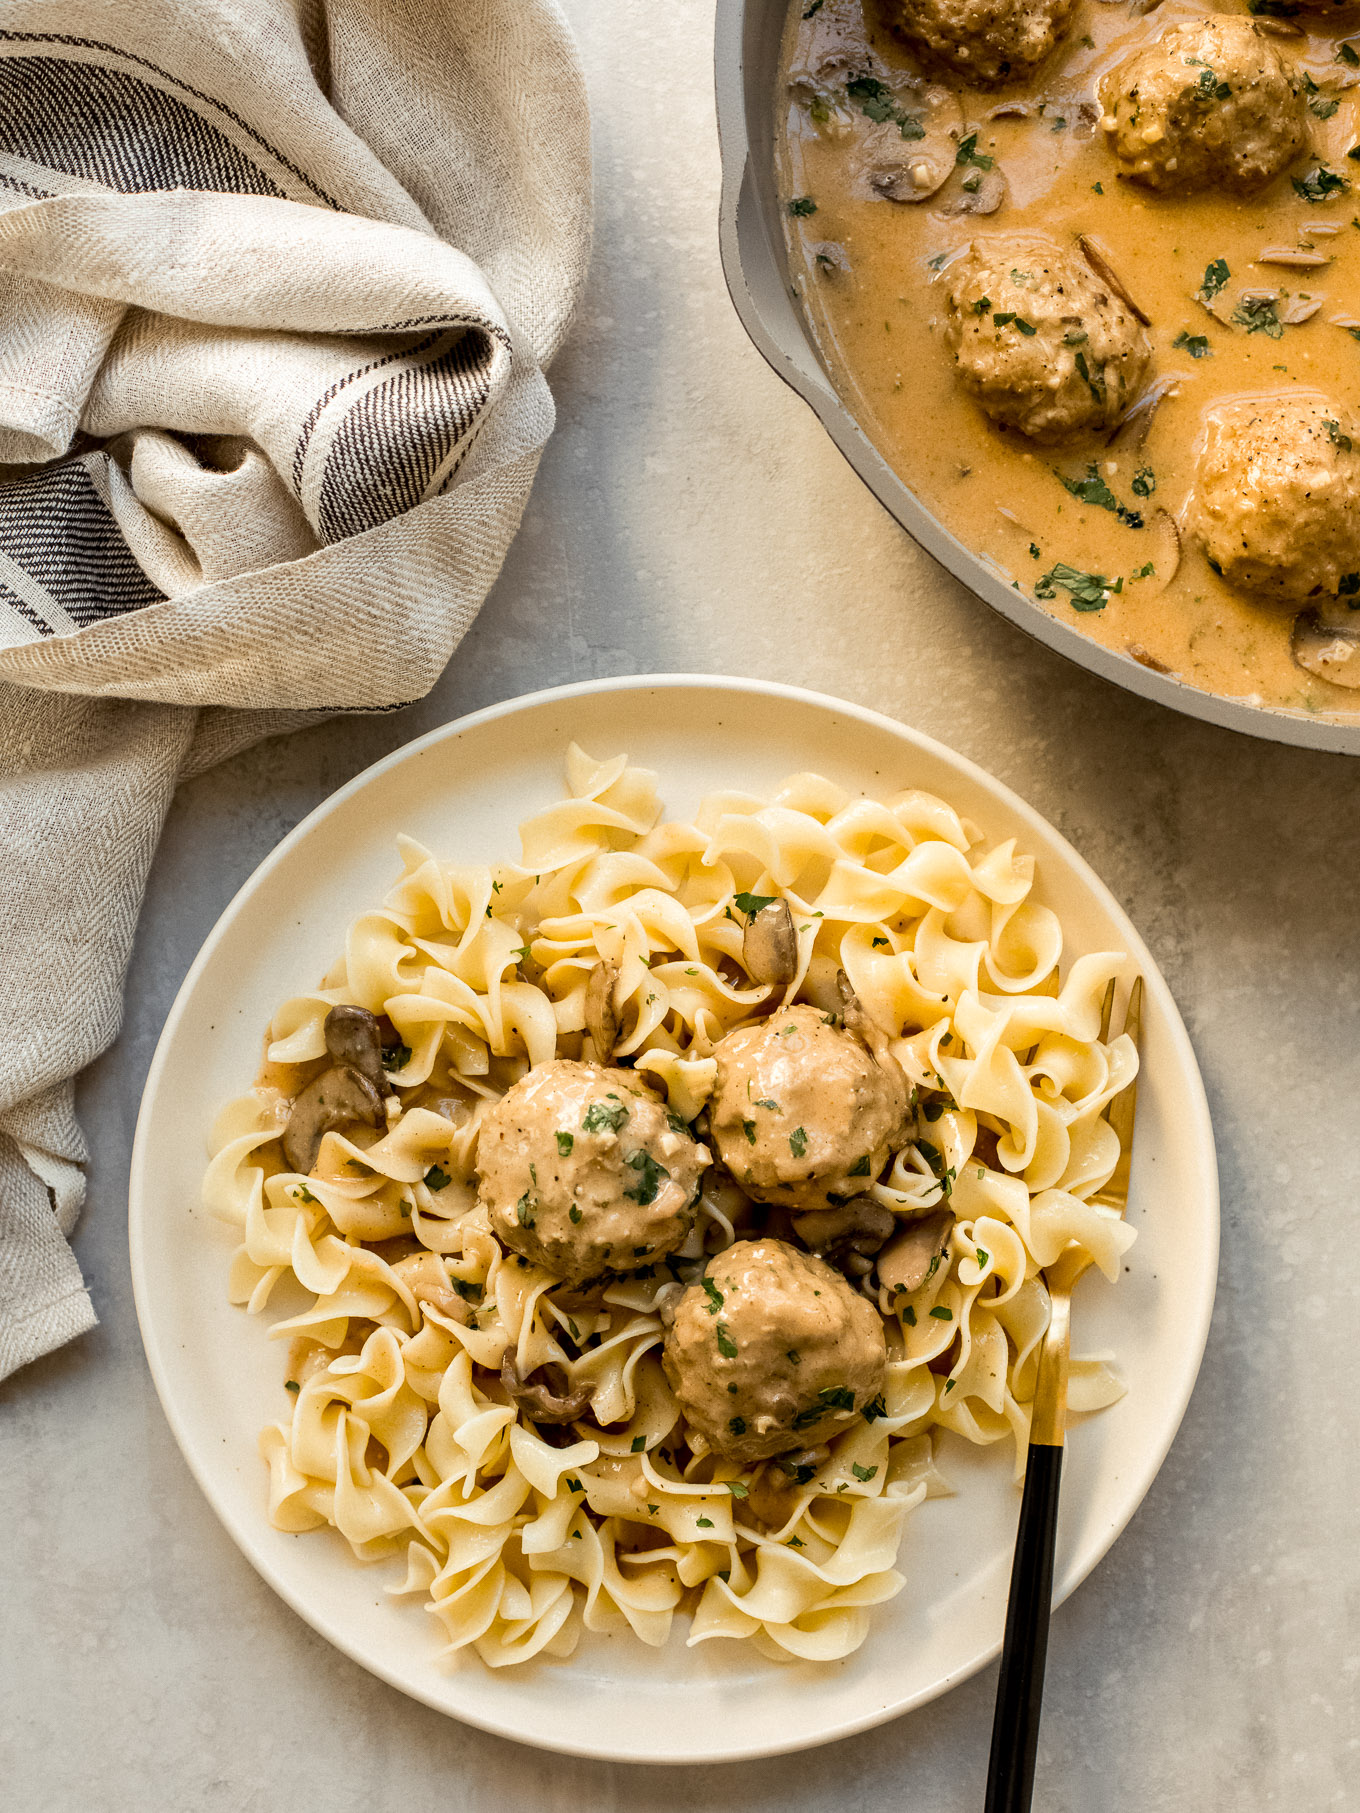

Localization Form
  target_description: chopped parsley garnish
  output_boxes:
[702,1277,724,1315]
[569,1205,582,1224]
[515,1192,535,1228]
[423,1165,451,1192]
[788,196,817,217]
[727,1481,749,1498]
[729,1415,747,1435]
[583,1097,629,1134]
[733,891,777,918]
[992,312,1037,336]
[818,1385,857,1411]
[972,295,992,315]
[955,132,994,171]
[903,1304,918,1326]
[754,1097,780,1111]
[1133,562,1155,580]
[862,1395,887,1422]
[383,1041,412,1071]
[1192,67,1232,102]
[923,1099,945,1122]
[1173,330,1212,359]
[293,1184,317,1204]
[623,1151,668,1205]
[1035,563,1119,612]
[789,1127,808,1158]
[566,1477,583,1493]
[1231,294,1283,339]
[696,1515,714,1529]
[849,1155,871,1177]
[845,73,926,140]
[716,1323,738,1359]
[647,1503,659,1515]
[742,1119,757,1145]
[1198,258,1230,305]
[1056,464,1144,528]
[851,1463,878,1482]
[929,1305,954,1321]
[1073,349,1104,406]
[802,0,823,14]
[284,1379,300,1393]
[975,1246,990,1268]
[786,1348,801,1366]
[787,1534,806,1547]
[1339,41,1360,67]
[1304,75,1340,121]
[1131,467,1156,498]
[1293,166,1349,204]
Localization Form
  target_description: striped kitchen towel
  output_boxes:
[0,0,592,1381]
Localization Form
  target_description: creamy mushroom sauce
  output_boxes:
[777,0,1360,720]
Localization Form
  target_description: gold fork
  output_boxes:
[984,974,1143,1813]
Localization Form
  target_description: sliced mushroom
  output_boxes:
[1279,293,1324,326]
[834,970,900,1077]
[584,959,620,1059]
[1254,13,1303,33]
[500,1354,592,1424]
[1078,234,1151,326]
[1149,508,1182,587]
[1127,643,1173,674]
[1109,374,1181,451]
[1258,249,1331,269]
[793,1196,897,1255]
[743,897,798,987]
[282,1064,384,1174]
[745,1446,831,1528]
[809,240,850,275]
[877,1208,955,1297]
[323,1003,385,1089]
[987,101,1032,120]
[1292,610,1360,688]
[854,89,963,205]
[939,167,1007,216]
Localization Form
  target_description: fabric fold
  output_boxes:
[0,0,592,1381]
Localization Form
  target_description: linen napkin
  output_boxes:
[0,0,592,1380]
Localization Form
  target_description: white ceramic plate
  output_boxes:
[130,675,1218,1764]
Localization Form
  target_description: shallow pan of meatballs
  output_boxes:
[716,0,1360,748]
[130,675,1218,1760]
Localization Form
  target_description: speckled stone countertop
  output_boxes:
[3,4,1357,1809]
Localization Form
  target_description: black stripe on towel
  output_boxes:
[0,55,287,198]
[0,463,164,629]
[317,331,494,543]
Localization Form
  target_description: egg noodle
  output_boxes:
[205,745,1139,1667]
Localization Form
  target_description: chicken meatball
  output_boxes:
[476,1059,706,1283]
[1099,19,1307,195]
[944,238,1151,441]
[663,1238,888,1463]
[709,1004,907,1210]
[883,0,1074,86]
[1189,393,1360,606]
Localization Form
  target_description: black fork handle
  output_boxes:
[983,1442,1064,1813]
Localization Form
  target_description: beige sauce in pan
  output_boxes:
[777,0,1360,721]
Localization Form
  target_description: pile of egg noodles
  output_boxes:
[205,745,1137,1667]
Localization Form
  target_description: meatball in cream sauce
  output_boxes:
[709,1004,908,1209]
[476,1059,707,1284]
[662,1237,889,1463]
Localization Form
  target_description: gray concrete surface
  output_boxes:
[3,3,1357,1808]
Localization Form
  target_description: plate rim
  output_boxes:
[129,672,1220,1762]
